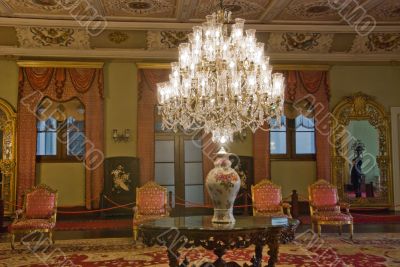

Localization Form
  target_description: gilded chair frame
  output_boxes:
[10,184,58,249]
[331,92,393,208]
[0,98,17,216]
[133,181,170,241]
[308,179,353,239]
[251,179,291,217]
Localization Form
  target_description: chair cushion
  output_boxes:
[25,189,56,219]
[311,187,338,208]
[137,190,165,216]
[256,211,289,217]
[9,219,56,231]
[254,186,282,207]
[312,212,353,222]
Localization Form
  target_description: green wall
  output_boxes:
[0,60,18,107]
[1,60,399,206]
[37,163,85,206]
[104,62,138,157]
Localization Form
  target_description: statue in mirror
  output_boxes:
[331,92,393,207]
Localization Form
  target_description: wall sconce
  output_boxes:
[112,129,130,143]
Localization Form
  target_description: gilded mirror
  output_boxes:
[331,92,393,207]
[0,98,17,215]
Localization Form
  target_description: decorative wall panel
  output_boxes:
[16,26,90,49]
[268,33,333,53]
[351,33,400,53]
[147,30,189,49]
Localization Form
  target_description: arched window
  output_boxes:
[270,101,316,160]
[36,98,85,162]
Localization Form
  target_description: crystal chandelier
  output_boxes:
[157,1,285,143]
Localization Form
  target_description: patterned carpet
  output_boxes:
[1,233,400,266]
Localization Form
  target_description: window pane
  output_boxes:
[296,115,314,131]
[67,131,85,156]
[155,163,175,185]
[155,140,174,162]
[67,117,85,156]
[270,132,286,154]
[184,140,202,162]
[296,132,315,154]
[185,163,203,185]
[36,132,57,155]
[185,185,204,206]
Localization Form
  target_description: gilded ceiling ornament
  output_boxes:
[4,0,79,12]
[193,0,264,20]
[282,0,338,19]
[351,33,400,53]
[268,32,333,53]
[108,31,129,44]
[368,0,400,20]
[147,31,189,49]
[15,26,90,49]
[103,0,175,16]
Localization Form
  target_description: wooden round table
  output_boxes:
[139,216,298,267]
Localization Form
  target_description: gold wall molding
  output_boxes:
[0,98,17,216]
[17,61,104,69]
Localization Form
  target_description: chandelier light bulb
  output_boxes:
[157,6,285,143]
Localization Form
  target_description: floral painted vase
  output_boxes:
[206,148,240,224]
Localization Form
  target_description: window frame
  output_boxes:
[36,117,85,163]
[270,116,316,161]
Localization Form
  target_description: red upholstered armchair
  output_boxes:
[309,179,353,239]
[133,181,170,241]
[251,179,291,217]
[251,179,299,242]
[9,184,58,249]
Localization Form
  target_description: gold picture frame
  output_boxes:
[331,92,393,208]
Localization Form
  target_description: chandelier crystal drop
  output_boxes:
[157,6,285,143]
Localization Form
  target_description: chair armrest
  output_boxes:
[339,202,350,213]
[282,202,292,218]
[15,209,23,220]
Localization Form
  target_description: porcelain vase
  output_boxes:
[206,149,240,224]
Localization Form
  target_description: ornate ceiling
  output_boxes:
[0,0,399,62]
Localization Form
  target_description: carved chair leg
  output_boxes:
[11,233,15,250]
[349,223,354,240]
[49,231,54,246]
[311,222,315,233]
[338,225,342,235]
[133,226,138,241]
[317,224,321,238]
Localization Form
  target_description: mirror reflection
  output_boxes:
[344,121,381,199]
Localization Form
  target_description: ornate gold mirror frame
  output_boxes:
[331,92,393,207]
[0,98,17,215]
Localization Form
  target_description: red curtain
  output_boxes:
[17,67,104,209]
[137,69,169,185]
[253,124,271,183]
[252,70,331,182]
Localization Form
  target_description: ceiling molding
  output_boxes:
[2,46,400,62]
[0,0,12,15]
[17,60,104,68]
[259,0,292,22]
[1,17,399,33]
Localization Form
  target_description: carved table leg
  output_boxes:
[167,247,180,267]
[267,229,280,267]
[213,247,227,267]
[251,243,263,267]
